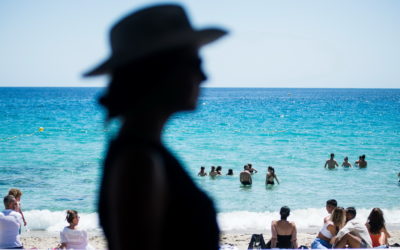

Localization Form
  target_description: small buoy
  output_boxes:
[38,127,44,132]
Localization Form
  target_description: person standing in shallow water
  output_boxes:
[355,154,368,168]
[341,157,352,168]
[324,153,339,169]
[266,166,279,185]
[198,166,207,176]
[83,4,227,250]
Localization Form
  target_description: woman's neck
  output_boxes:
[120,111,170,143]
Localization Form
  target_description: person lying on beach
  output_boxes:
[365,208,390,248]
[226,169,234,176]
[355,154,367,168]
[198,166,207,176]
[266,206,298,249]
[240,165,252,185]
[341,157,352,168]
[331,207,372,248]
[8,188,27,226]
[248,163,258,174]
[311,206,346,249]
[324,153,339,169]
[57,210,93,250]
[0,195,23,249]
[266,166,279,185]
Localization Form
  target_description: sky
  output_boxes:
[0,0,399,88]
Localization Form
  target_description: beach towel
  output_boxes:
[248,234,266,249]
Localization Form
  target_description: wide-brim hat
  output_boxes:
[83,4,228,77]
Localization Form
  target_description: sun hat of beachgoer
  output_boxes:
[83,4,228,77]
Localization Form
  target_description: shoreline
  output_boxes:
[20,229,400,250]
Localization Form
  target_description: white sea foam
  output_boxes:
[23,210,99,232]
[23,207,400,232]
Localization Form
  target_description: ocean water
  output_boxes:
[0,87,399,232]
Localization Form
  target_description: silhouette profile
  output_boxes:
[83,4,227,250]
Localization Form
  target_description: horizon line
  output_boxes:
[0,85,399,89]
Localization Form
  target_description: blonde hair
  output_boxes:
[330,207,346,230]
[8,188,22,199]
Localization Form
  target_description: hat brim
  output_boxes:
[83,28,227,77]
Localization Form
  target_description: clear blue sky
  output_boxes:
[1,0,399,88]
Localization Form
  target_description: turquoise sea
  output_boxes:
[0,87,399,232]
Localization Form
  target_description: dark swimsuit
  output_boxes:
[266,180,274,185]
[276,235,292,248]
[99,136,220,250]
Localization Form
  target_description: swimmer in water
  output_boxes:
[266,166,279,185]
[341,156,352,168]
[324,153,339,169]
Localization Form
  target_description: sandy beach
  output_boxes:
[20,229,400,249]
[220,231,400,249]
[21,231,107,249]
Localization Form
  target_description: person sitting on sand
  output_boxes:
[311,206,346,249]
[323,199,337,224]
[226,169,234,176]
[58,210,93,250]
[341,157,352,168]
[267,206,298,249]
[8,189,26,227]
[324,153,339,169]
[209,166,218,177]
[198,166,207,176]
[240,165,252,185]
[266,166,279,185]
[248,163,258,174]
[355,154,367,168]
[331,207,372,248]
[0,195,23,249]
[365,208,390,248]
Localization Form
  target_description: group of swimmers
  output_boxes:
[266,199,392,249]
[325,153,368,169]
[198,165,235,177]
[197,163,279,186]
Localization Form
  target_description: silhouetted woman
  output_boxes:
[83,4,227,250]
